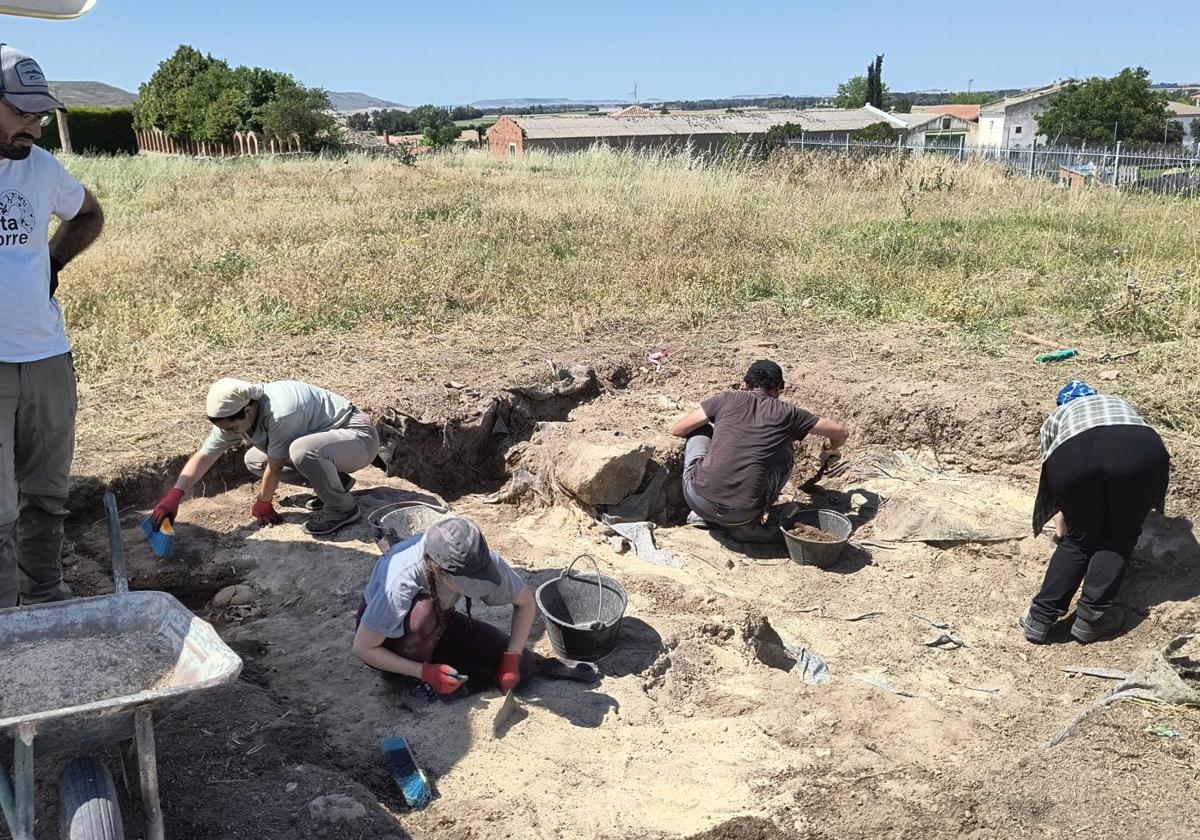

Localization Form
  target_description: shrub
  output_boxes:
[38,107,138,155]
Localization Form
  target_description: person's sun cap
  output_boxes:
[206,378,263,419]
[1056,380,1097,406]
[424,517,502,595]
[0,44,65,114]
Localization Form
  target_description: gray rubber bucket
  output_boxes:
[779,509,852,568]
[368,501,452,548]
[535,554,627,662]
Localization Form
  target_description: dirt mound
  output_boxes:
[685,817,791,840]
[55,324,1200,839]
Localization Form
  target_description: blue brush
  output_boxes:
[139,515,176,559]
[380,736,432,809]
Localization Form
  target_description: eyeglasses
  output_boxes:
[1,99,54,127]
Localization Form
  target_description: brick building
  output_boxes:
[488,107,905,158]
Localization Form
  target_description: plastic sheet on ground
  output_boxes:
[601,515,680,568]
[1049,634,1200,746]
[781,640,830,685]
[839,447,1030,543]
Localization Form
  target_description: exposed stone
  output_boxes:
[555,436,654,506]
[307,794,367,823]
[212,583,256,609]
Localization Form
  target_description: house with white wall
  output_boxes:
[1167,101,1200,144]
[978,85,1062,148]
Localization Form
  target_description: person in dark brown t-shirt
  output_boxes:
[670,360,849,542]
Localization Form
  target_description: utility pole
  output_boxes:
[55,110,72,154]
[968,78,974,94]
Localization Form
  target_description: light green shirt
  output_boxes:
[200,380,354,460]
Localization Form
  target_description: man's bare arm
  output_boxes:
[50,188,104,265]
[670,406,710,438]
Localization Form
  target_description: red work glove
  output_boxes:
[251,498,283,526]
[497,650,523,693]
[421,663,466,695]
[151,488,185,526]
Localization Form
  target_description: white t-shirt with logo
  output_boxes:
[0,145,85,363]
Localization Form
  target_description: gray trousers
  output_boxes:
[244,410,380,513]
[682,426,794,527]
[0,353,76,608]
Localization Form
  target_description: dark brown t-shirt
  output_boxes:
[690,390,819,511]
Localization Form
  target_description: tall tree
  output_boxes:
[1035,67,1172,145]
[867,54,886,108]
[134,45,220,136]
[259,79,339,148]
[837,59,889,110]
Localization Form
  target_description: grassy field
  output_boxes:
[61,147,1200,430]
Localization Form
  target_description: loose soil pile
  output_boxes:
[56,322,1200,840]
[788,523,840,543]
[0,633,177,719]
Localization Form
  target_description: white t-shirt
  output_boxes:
[0,146,86,363]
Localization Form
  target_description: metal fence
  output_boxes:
[785,136,1200,197]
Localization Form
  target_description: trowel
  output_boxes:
[492,690,524,734]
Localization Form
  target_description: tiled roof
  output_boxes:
[508,108,891,140]
[911,104,981,122]
[1167,101,1200,117]
[981,84,1063,113]
[612,105,656,117]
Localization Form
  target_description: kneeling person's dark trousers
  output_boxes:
[1030,425,1169,625]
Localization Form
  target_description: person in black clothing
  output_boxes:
[669,360,849,543]
[1020,381,1170,644]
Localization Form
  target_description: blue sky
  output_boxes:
[5,1,1196,105]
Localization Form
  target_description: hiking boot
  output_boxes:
[1019,609,1052,644]
[686,511,711,529]
[305,474,357,511]
[303,504,362,536]
[1070,605,1127,644]
[727,522,782,545]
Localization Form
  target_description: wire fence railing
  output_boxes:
[785,136,1200,197]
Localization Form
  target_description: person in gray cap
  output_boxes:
[353,517,538,696]
[0,43,105,608]
[670,359,849,543]
[150,378,380,537]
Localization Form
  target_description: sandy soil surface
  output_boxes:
[24,320,1199,840]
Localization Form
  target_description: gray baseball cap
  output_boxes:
[424,518,501,595]
[0,44,65,114]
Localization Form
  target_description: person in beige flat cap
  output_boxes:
[151,379,379,537]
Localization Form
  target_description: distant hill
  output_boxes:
[327,91,408,113]
[471,97,647,109]
[49,81,137,108]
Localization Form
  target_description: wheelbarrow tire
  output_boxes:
[57,756,124,840]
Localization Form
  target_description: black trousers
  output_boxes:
[1029,424,1169,623]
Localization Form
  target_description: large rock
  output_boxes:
[556,436,654,506]
[307,794,367,823]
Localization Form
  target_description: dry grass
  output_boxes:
[60,147,1200,432]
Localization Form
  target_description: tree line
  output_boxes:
[345,106,482,148]
[134,45,338,149]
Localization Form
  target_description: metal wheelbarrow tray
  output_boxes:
[0,493,242,840]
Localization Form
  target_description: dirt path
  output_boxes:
[44,323,1200,840]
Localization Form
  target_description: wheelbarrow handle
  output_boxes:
[561,553,605,628]
[104,491,130,594]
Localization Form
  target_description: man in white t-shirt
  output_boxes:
[0,44,105,608]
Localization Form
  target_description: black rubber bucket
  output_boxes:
[368,501,451,548]
[779,509,852,569]
[535,554,627,662]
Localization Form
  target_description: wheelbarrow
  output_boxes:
[0,492,242,840]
